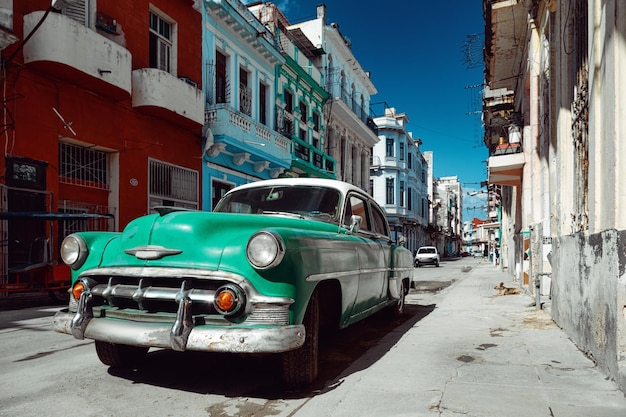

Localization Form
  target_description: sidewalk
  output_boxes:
[292,261,626,417]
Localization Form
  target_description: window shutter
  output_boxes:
[62,0,88,26]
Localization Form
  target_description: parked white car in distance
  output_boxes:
[415,246,440,267]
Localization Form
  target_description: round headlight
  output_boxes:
[246,231,285,269]
[60,234,88,270]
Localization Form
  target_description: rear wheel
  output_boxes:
[95,341,148,368]
[281,289,319,387]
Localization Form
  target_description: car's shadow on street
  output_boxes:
[107,302,436,399]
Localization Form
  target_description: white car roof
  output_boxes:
[227,178,369,198]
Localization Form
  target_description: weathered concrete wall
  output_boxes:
[552,229,626,392]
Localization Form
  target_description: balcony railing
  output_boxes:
[489,141,522,156]
[487,140,525,186]
[205,104,291,161]
[290,137,336,177]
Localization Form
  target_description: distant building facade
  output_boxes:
[434,176,462,256]
[371,108,428,254]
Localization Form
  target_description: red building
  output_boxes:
[0,0,203,295]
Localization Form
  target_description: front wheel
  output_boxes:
[281,289,319,387]
[48,288,70,302]
[95,341,148,368]
[389,279,406,318]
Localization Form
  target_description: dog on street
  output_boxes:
[494,282,521,295]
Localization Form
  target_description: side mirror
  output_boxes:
[349,215,362,234]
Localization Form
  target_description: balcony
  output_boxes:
[205,105,292,178]
[23,11,131,101]
[488,142,524,187]
[132,68,204,128]
[484,0,528,90]
[330,98,379,147]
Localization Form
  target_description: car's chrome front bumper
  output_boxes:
[53,308,305,354]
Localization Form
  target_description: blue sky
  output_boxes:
[247,1,489,216]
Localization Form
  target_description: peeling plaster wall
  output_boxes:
[552,229,626,391]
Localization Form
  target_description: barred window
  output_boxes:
[59,142,109,190]
[148,159,198,211]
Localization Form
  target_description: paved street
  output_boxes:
[1,257,625,417]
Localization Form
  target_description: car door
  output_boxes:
[343,193,387,320]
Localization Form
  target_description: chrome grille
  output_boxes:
[79,269,293,326]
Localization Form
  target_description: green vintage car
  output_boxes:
[53,178,414,386]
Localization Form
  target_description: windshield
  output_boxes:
[418,247,436,254]
[214,185,342,224]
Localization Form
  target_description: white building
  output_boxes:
[371,108,429,253]
[435,176,462,256]
[290,5,379,190]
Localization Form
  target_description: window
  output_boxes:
[58,201,114,242]
[299,128,307,141]
[59,142,109,190]
[399,143,405,161]
[345,195,371,232]
[216,51,228,104]
[259,82,267,125]
[386,178,394,205]
[313,111,320,132]
[408,187,413,210]
[299,101,307,123]
[284,89,293,113]
[386,138,394,157]
[408,152,412,169]
[370,203,389,237]
[148,159,198,211]
[149,11,173,73]
[212,180,233,210]
[400,180,405,207]
[239,67,251,116]
[60,0,89,26]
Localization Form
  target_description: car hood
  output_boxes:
[98,211,343,272]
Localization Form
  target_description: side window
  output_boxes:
[370,203,390,238]
[344,195,371,232]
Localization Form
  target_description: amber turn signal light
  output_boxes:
[216,291,235,312]
[72,281,85,301]
[213,284,245,316]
